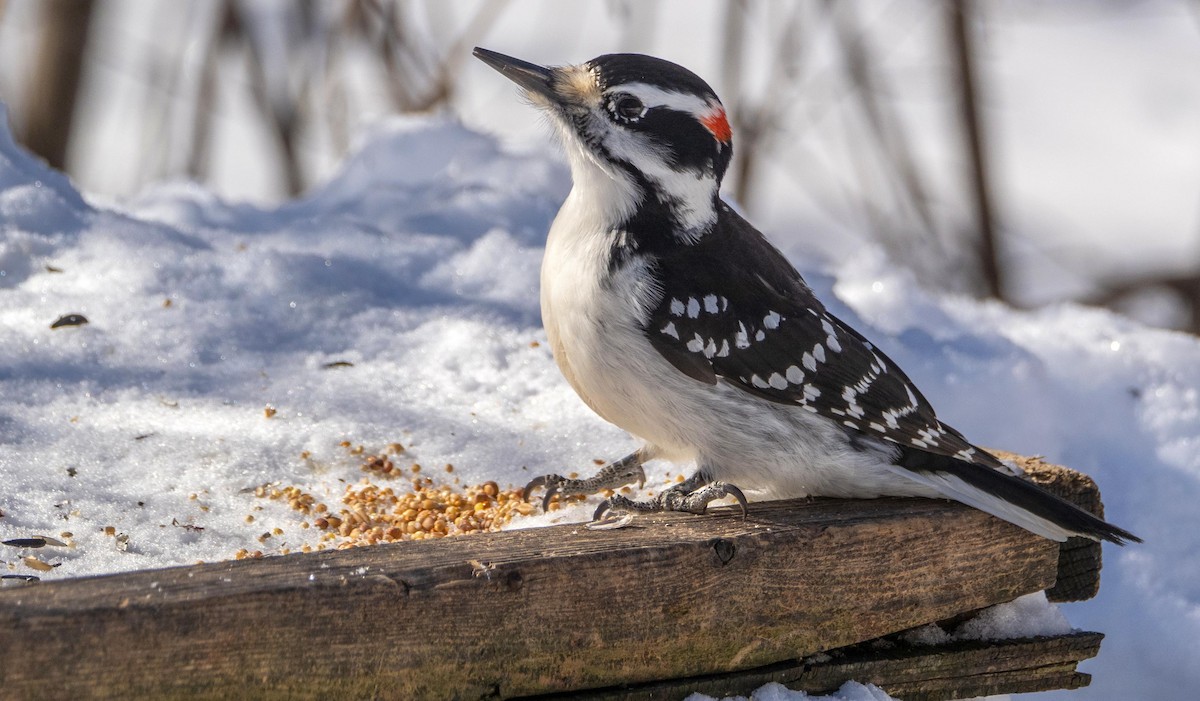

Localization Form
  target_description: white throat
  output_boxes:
[548,107,718,240]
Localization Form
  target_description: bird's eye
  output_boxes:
[610,95,645,122]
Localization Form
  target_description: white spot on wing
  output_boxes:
[661,321,679,339]
[768,373,787,390]
[704,295,718,313]
[821,319,843,353]
[670,298,685,316]
[813,343,826,363]
[763,311,781,329]
[687,298,700,318]
[735,323,750,349]
[751,374,769,389]
[802,352,817,372]
[786,365,804,384]
[917,425,947,446]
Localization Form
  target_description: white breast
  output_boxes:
[540,187,696,461]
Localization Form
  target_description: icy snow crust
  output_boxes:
[901,591,1073,646]
[1,106,1197,699]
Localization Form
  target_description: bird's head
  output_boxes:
[475,48,733,237]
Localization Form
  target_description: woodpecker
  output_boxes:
[473,47,1139,545]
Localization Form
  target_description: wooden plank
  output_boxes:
[798,632,1101,700]
[0,496,1058,700]
[990,451,1105,602]
[554,632,1103,701]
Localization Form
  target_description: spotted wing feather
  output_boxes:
[644,203,1002,469]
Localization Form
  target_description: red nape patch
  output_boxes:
[700,107,732,144]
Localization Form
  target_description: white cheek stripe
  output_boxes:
[610,82,716,118]
[602,125,717,233]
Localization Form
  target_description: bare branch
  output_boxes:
[824,0,940,248]
[16,0,96,172]
[948,0,1004,300]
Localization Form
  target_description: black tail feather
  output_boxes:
[896,447,1141,546]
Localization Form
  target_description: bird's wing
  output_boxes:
[643,206,1002,468]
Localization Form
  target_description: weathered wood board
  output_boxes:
[0,496,1060,700]
[997,451,1106,602]
[551,631,1103,701]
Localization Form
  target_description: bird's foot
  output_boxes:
[522,450,647,512]
[588,480,748,530]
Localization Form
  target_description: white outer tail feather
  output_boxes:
[884,465,1079,542]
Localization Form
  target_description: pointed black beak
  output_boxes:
[473,47,557,102]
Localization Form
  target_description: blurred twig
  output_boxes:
[723,1,811,212]
[16,0,96,171]
[826,0,940,250]
[231,1,315,197]
[1088,272,1200,333]
[366,0,509,114]
[183,1,229,181]
[948,0,1004,300]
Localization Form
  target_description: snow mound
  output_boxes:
[902,591,1074,646]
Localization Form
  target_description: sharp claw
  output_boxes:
[521,476,547,503]
[634,465,646,490]
[592,499,612,522]
[541,485,559,513]
[726,484,749,518]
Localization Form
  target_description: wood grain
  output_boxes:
[990,451,1105,602]
[0,496,1058,700]
[557,632,1103,701]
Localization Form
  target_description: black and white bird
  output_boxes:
[474,47,1139,545]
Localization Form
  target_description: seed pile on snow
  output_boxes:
[239,442,592,558]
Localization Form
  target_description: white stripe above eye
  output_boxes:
[609,82,717,118]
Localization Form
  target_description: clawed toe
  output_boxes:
[521,474,564,512]
[588,480,749,526]
[591,494,647,522]
[521,450,650,513]
[520,475,549,503]
[522,452,747,524]
[709,482,749,518]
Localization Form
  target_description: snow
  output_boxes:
[901,592,1074,646]
[692,593,1076,701]
[686,681,897,701]
[2,99,1198,699]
